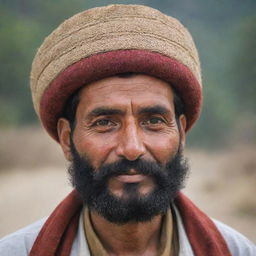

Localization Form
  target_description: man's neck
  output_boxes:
[88,210,168,256]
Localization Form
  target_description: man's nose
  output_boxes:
[115,122,146,161]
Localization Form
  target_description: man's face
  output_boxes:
[58,74,188,223]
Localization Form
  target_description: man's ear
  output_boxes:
[57,118,73,161]
[178,114,187,150]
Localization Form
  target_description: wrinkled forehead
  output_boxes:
[77,74,175,111]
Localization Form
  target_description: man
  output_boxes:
[0,4,255,256]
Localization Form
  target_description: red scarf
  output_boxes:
[29,190,231,256]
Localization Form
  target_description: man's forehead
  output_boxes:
[75,74,176,116]
[79,74,174,98]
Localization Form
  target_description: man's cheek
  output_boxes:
[147,138,179,164]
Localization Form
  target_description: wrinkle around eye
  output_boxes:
[88,118,120,133]
[140,116,167,128]
[143,119,178,134]
[93,119,116,127]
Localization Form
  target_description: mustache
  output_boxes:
[91,158,170,189]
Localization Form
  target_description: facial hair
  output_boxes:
[68,141,189,224]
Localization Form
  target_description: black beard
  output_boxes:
[68,141,189,224]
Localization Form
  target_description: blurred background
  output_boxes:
[0,0,255,242]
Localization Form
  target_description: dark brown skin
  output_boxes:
[57,74,186,256]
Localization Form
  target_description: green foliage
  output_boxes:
[0,6,42,124]
[230,14,256,111]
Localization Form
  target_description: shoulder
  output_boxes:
[0,217,47,256]
[213,219,256,256]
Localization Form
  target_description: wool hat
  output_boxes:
[30,4,202,141]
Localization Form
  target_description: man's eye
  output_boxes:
[142,117,165,125]
[94,119,113,126]
[148,118,164,124]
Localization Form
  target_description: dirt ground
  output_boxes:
[0,126,255,242]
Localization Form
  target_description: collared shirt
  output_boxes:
[73,205,194,256]
[82,207,177,256]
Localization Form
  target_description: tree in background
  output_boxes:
[232,14,256,111]
[226,14,256,144]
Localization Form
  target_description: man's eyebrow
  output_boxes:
[138,105,170,115]
[86,107,124,119]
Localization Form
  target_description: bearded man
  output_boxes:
[0,4,255,256]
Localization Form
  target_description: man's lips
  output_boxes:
[114,168,147,183]
[115,174,147,183]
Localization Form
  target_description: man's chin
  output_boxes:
[87,186,171,224]
[108,181,155,200]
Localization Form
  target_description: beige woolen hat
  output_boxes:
[30,4,202,141]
